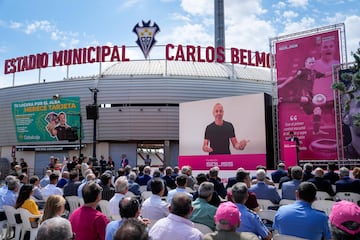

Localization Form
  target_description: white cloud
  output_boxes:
[344,15,360,62]
[226,16,275,52]
[169,12,192,23]
[159,23,213,46]
[282,16,315,35]
[222,0,273,52]
[24,20,53,34]
[120,0,142,9]
[288,0,308,8]
[225,0,266,17]
[9,21,21,29]
[283,10,298,19]
[273,1,286,9]
[323,12,345,24]
[181,0,213,16]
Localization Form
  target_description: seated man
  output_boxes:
[106,197,142,240]
[113,218,149,240]
[335,167,360,194]
[302,163,315,181]
[63,170,81,197]
[41,173,63,198]
[227,168,259,212]
[249,169,281,204]
[190,182,217,231]
[273,182,331,240]
[149,193,203,240]
[166,175,193,203]
[282,166,303,200]
[140,178,169,221]
[137,166,152,186]
[109,176,129,217]
[208,167,227,199]
[323,162,339,184]
[271,163,287,183]
[307,167,335,197]
[232,183,272,240]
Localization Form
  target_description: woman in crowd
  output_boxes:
[40,195,66,223]
[15,184,42,226]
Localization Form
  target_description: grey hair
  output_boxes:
[115,176,129,193]
[198,181,214,199]
[128,172,137,181]
[37,217,73,240]
[231,182,248,204]
[291,166,303,180]
[339,167,350,177]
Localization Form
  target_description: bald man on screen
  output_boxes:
[202,103,248,155]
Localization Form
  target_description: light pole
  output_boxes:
[89,88,99,165]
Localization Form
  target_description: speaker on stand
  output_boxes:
[86,104,98,120]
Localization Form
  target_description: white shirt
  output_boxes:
[167,188,193,203]
[141,194,169,220]
[149,213,202,240]
[41,184,63,197]
[81,163,89,178]
[109,193,126,216]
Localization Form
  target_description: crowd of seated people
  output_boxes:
[1,157,360,240]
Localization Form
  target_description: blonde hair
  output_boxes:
[41,195,66,223]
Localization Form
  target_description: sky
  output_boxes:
[0,0,359,88]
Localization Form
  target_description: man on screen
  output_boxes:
[202,103,248,155]
[46,112,71,140]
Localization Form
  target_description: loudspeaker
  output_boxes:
[86,104,98,120]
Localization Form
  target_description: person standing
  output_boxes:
[10,157,19,172]
[144,154,152,166]
[120,154,129,168]
[288,131,300,164]
[202,103,248,155]
[99,155,107,173]
[20,158,28,174]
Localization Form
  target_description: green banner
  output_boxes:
[12,97,81,142]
